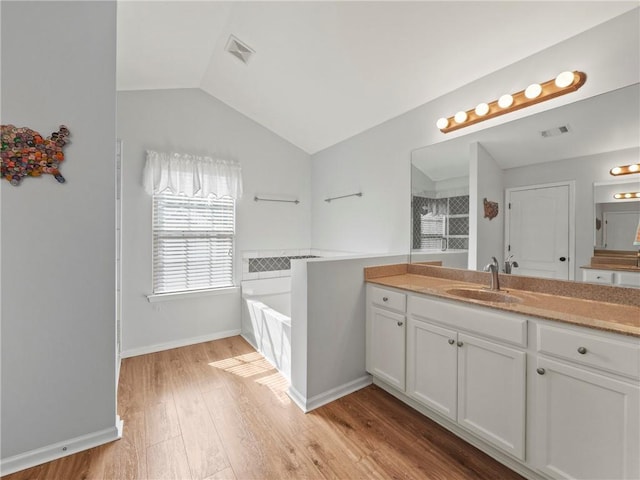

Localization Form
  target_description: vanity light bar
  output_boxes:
[436,71,587,133]
[610,163,640,176]
[613,192,640,199]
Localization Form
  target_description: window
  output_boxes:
[152,193,235,294]
[420,213,446,249]
[413,195,469,250]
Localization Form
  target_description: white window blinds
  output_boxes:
[152,194,235,294]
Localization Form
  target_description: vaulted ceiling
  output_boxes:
[117,1,637,154]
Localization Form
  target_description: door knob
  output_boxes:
[397,321,403,327]
[448,338,455,345]
[537,368,546,375]
[457,341,463,347]
[559,257,567,262]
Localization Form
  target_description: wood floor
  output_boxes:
[3,336,523,480]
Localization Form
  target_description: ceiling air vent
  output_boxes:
[225,35,254,65]
[540,124,571,138]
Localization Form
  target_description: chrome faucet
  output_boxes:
[484,256,500,290]
[503,255,519,274]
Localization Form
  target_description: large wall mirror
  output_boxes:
[593,179,639,251]
[411,83,639,282]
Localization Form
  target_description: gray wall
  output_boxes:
[310,10,639,256]
[1,0,117,461]
[290,254,407,410]
[470,142,505,270]
[117,89,311,355]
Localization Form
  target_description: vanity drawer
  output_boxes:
[582,269,613,285]
[537,324,640,379]
[616,271,640,288]
[370,286,406,312]
[408,294,527,347]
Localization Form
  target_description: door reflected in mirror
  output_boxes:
[594,180,640,251]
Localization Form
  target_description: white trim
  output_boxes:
[147,286,240,303]
[287,375,373,413]
[287,385,309,412]
[504,180,576,281]
[0,417,123,477]
[120,329,241,358]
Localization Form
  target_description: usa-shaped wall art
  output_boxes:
[1,124,70,186]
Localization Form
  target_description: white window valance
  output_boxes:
[143,150,243,199]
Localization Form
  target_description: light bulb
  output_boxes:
[625,193,632,198]
[614,194,623,199]
[436,117,449,129]
[555,71,576,88]
[629,164,640,172]
[498,94,514,108]
[610,166,622,175]
[475,103,490,116]
[525,83,542,99]
[454,111,468,124]
[636,193,640,198]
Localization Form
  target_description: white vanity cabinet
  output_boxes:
[365,281,640,480]
[407,295,527,460]
[365,285,406,391]
[532,324,640,480]
[582,267,640,288]
[406,319,458,420]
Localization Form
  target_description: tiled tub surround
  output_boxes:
[249,255,319,273]
[365,263,640,337]
[242,248,365,280]
[242,249,321,280]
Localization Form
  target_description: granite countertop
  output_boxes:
[581,263,640,272]
[365,264,640,338]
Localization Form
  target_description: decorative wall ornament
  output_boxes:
[483,198,499,220]
[1,124,70,185]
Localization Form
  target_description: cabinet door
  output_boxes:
[615,271,640,288]
[406,318,457,421]
[457,333,526,460]
[534,357,640,480]
[368,306,406,390]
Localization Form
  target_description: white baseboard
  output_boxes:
[240,333,258,351]
[0,416,123,477]
[287,385,309,412]
[120,329,241,358]
[288,375,372,413]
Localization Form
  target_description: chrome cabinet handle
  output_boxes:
[537,368,546,375]
[577,346,587,354]
[382,296,389,302]
[457,341,463,347]
[448,339,455,345]
[397,321,403,327]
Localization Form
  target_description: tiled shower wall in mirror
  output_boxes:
[412,195,469,250]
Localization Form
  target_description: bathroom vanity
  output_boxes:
[365,263,639,480]
[581,249,640,288]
